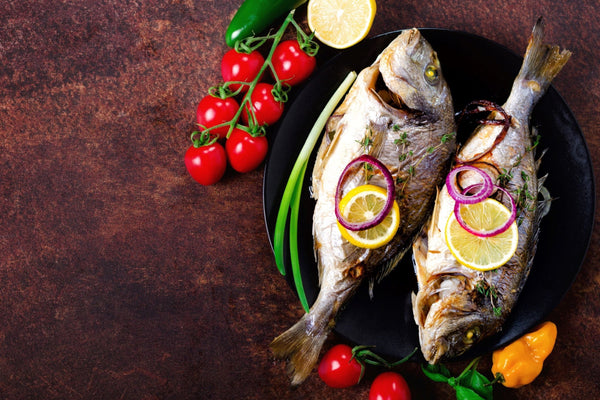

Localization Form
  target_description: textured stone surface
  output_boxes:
[0,0,598,399]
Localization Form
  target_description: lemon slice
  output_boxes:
[337,184,400,249]
[307,0,377,49]
[445,198,519,271]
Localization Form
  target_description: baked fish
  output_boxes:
[271,28,456,384]
[412,18,571,364]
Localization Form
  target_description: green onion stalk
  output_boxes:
[273,71,356,311]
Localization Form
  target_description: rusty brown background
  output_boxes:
[0,0,598,399]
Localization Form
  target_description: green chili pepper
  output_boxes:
[225,0,307,47]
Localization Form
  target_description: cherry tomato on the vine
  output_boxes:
[196,95,239,139]
[272,40,317,86]
[369,372,411,400]
[225,128,268,173]
[221,49,264,92]
[241,82,284,126]
[184,142,227,186]
[318,344,362,388]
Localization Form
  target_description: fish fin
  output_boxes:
[519,17,572,87]
[427,187,442,237]
[535,148,548,170]
[537,179,553,219]
[537,173,548,188]
[507,17,571,112]
[312,117,344,196]
[367,124,388,159]
[411,291,423,327]
[270,314,328,386]
[412,224,430,286]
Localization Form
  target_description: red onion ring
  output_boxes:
[446,165,494,204]
[335,155,395,231]
[453,185,517,237]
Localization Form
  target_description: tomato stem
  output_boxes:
[290,18,319,56]
[272,81,290,103]
[190,130,219,147]
[208,84,236,99]
[191,11,319,144]
[273,70,356,290]
[352,346,418,369]
[221,11,297,139]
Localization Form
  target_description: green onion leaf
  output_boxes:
[273,71,357,304]
[289,161,309,311]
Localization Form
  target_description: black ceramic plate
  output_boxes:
[262,29,594,359]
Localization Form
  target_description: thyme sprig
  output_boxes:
[394,131,456,193]
[476,278,502,316]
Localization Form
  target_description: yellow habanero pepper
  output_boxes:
[491,321,557,388]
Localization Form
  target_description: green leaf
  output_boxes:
[459,370,493,400]
[289,161,309,311]
[455,385,486,400]
[421,363,452,383]
[423,359,496,400]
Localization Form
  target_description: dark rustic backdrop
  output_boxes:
[0,0,598,398]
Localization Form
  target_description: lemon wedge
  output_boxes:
[307,0,377,49]
[445,198,519,271]
[337,184,400,249]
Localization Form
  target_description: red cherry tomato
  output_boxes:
[225,128,268,173]
[196,95,239,139]
[272,40,317,86]
[318,344,362,388]
[221,49,264,92]
[241,83,284,126]
[184,143,227,186]
[369,372,411,400]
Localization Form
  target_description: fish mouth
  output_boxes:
[372,73,419,116]
[419,307,485,364]
[376,28,441,118]
[422,337,448,365]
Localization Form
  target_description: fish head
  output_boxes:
[378,28,450,114]
[415,275,492,364]
[420,308,488,364]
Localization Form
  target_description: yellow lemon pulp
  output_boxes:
[307,0,377,49]
[337,184,400,249]
[445,198,519,271]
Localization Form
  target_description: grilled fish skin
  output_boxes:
[271,28,456,385]
[412,18,571,364]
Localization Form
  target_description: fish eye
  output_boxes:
[424,64,439,84]
[463,326,481,344]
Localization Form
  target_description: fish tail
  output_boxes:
[509,17,571,109]
[270,313,329,385]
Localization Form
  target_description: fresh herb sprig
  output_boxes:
[476,278,502,316]
[422,357,503,400]
[394,131,456,192]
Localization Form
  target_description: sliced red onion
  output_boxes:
[335,155,395,231]
[446,165,493,204]
[454,185,517,237]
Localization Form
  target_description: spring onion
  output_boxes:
[273,71,356,311]
[289,162,309,311]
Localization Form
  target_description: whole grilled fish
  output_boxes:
[271,28,456,384]
[412,18,571,364]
